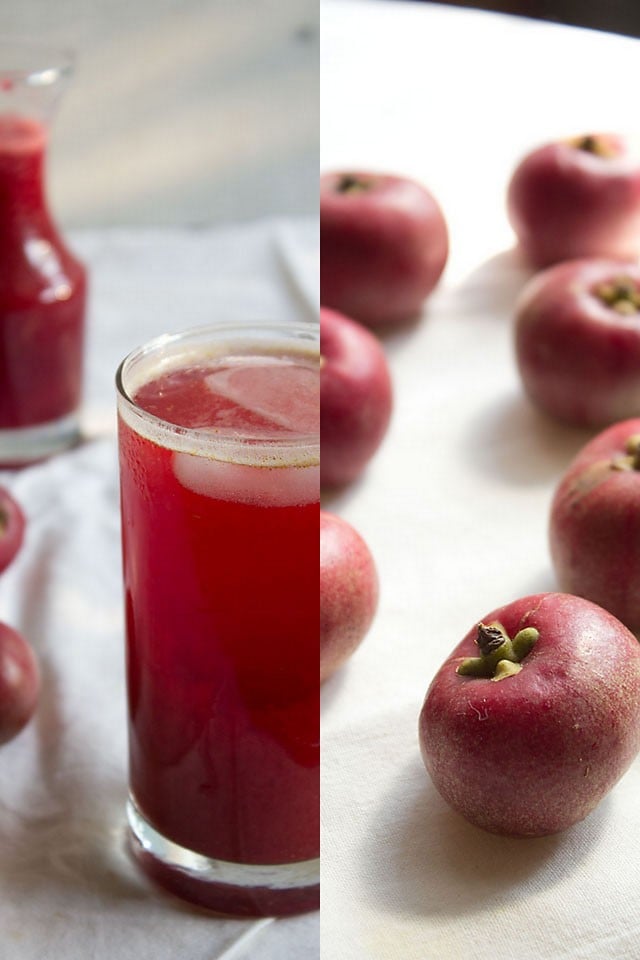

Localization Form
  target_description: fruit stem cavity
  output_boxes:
[335,174,370,194]
[457,622,539,681]
[595,278,640,315]
[612,434,640,472]
[627,435,640,470]
[571,134,615,157]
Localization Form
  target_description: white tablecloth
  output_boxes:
[321,3,640,959]
[0,218,318,960]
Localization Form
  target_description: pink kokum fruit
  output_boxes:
[320,306,393,488]
[419,593,640,837]
[321,170,448,327]
[514,258,640,428]
[550,418,640,633]
[0,486,25,574]
[0,621,40,745]
[320,510,378,683]
[507,133,640,268]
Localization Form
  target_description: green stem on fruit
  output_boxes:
[577,135,599,153]
[475,622,506,655]
[627,435,640,470]
[335,174,371,195]
[570,134,615,157]
[595,277,640,315]
[457,622,539,681]
[0,507,6,536]
[612,433,640,472]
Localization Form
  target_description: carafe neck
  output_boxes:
[0,115,51,233]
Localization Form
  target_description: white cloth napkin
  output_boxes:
[321,3,640,958]
[0,218,319,960]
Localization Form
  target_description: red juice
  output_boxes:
[0,114,86,429]
[117,328,319,916]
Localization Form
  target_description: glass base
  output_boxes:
[127,798,320,917]
[0,412,81,467]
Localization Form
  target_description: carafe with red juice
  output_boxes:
[0,42,87,465]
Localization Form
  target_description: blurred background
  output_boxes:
[0,0,318,227]
[406,0,640,38]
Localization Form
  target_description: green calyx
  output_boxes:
[335,173,371,195]
[595,277,640,315]
[456,621,539,681]
[611,434,640,472]
[571,134,615,158]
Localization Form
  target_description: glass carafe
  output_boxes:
[0,41,87,465]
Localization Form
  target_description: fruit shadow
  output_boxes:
[453,246,532,321]
[359,756,608,919]
[372,310,426,355]
[320,661,352,713]
[371,246,531,344]
[460,391,593,486]
[321,474,369,513]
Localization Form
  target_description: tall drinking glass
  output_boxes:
[116,321,319,916]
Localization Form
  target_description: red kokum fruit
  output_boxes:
[507,133,640,268]
[550,419,640,633]
[0,486,25,574]
[320,510,378,683]
[321,306,393,488]
[321,170,448,327]
[0,622,40,745]
[419,593,640,837]
[514,258,640,428]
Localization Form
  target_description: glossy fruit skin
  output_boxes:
[514,258,640,428]
[0,622,40,745]
[320,511,378,683]
[0,486,25,574]
[320,171,448,327]
[320,307,393,488]
[419,593,640,837]
[507,134,640,268]
[550,419,640,633]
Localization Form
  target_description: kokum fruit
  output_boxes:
[507,133,640,268]
[514,258,640,428]
[320,510,378,683]
[320,171,448,327]
[0,486,25,574]
[0,622,40,745]
[320,306,393,488]
[550,419,640,633]
[419,593,640,837]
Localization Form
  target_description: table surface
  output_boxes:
[0,218,318,960]
[321,3,640,959]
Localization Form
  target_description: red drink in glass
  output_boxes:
[0,44,87,464]
[116,322,319,916]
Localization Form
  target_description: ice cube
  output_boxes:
[204,358,319,436]
[173,450,320,507]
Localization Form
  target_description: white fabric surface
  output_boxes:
[0,218,319,959]
[321,3,640,959]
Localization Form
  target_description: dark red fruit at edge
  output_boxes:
[0,486,24,574]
